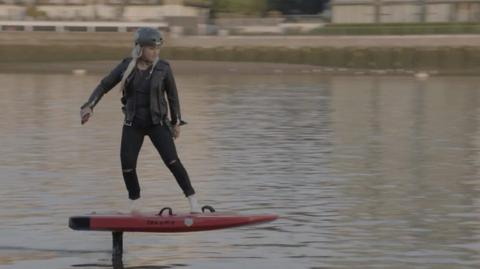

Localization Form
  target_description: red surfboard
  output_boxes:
[69,209,278,233]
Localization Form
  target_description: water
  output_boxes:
[0,70,479,269]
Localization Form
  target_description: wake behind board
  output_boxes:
[69,207,278,233]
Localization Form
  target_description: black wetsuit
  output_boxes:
[120,66,195,200]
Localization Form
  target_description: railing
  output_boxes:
[0,0,164,5]
[0,20,168,32]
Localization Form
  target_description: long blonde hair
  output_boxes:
[120,44,159,94]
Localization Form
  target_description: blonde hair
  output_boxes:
[120,44,159,94]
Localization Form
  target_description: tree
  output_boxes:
[267,0,329,15]
[209,0,329,18]
[211,0,268,17]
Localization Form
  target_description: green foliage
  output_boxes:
[211,0,268,16]
[267,0,327,14]
[310,23,480,35]
[25,5,47,19]
[210,0,328,17]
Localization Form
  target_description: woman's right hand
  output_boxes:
[80,106,93,125]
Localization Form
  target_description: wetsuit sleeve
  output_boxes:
[165,64,186,125]
[81,58,130,109]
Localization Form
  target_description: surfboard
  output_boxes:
[69,208,278,233]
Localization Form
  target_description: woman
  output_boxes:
[80,27,201,213]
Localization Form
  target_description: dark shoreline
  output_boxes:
[0,60,445,76]
[0,59,476,77]
[1,45,478,75]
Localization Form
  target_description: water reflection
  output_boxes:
[0,72,478,269]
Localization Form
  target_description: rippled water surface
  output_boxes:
[0,70,479,269]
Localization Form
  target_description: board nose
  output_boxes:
[69,216,91,230]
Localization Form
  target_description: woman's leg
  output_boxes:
[147,124,195,197]
[120,124,145,200]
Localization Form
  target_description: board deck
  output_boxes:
[69,211,278,233]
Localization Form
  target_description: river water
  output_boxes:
[0,69,479,269]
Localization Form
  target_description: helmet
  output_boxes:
[134,27,163,47]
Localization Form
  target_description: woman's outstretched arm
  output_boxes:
[80,57,132,124]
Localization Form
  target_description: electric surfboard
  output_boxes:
[69,206,278,258]
[69,206,278,233]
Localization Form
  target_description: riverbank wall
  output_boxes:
[1,32,479,75]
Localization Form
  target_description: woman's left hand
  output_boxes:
[172,125,180,139]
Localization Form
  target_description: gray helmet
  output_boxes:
[134,27,163,47]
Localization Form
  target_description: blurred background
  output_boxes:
[0,0,480,73]
[1,1,480,269]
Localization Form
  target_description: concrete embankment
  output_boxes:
[1,32,479,75]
